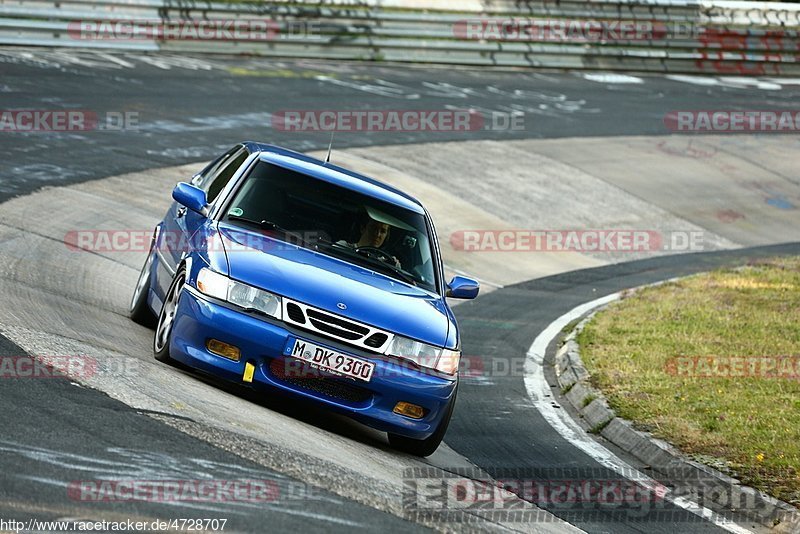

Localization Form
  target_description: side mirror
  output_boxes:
[172,182,209,217]
[446,276,480,299]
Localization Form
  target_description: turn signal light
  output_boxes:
[393,401,425,419]
[206,339,241,362]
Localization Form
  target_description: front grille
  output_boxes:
[286,302,305,323]
[307,318,362,340]
[364,333,389,348]
[281,298,393,353]
[269,358,371,404]
[307,309,369,336]
[306,307,368,340]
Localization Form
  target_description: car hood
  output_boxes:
[218,225,451,347]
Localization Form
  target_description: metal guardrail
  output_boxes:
[0,0,798,75]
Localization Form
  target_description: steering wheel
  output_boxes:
[355,246,396,265]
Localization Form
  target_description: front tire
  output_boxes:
[388,384,458,457]
[129,251,157,328]
[154,267,186,363]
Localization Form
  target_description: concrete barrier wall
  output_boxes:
[1,0,798,74]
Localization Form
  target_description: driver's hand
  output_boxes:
[391,256,401,269]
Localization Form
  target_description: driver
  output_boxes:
[338,215,401,268]
[357,218,390,248]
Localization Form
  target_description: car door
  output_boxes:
[154,145,249,299]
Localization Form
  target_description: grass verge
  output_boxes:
[577,257,800,506]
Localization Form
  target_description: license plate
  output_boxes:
[289,339,375,382]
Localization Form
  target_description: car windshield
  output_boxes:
[222,160,438,292]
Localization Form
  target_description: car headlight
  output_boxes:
[386,335,461,376]
[196,268,228,300]
[196,268,282,319]
[437,348,461,375]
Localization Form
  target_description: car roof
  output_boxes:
[241,141,426,215]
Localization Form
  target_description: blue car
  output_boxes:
[129,142,479,456]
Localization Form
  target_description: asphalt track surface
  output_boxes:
[0,338,419,533]
[3,48,800,203]
[449,243,800,533]
[1,48,798,532]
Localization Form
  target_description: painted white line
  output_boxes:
[523,292,753,534]
[763,78,800,85]
[582,73,643,84]
[665,75,783,91]
[665,74,722,86]
[91,51,135,69]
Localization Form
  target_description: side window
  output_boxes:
[190,148,235,188]
[206,149,249,204]
[190,146,248,204]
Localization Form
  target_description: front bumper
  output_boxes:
[169,288,457,439]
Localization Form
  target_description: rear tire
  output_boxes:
[154,267,186,363]
[388,384,458,457]
[129,251,157,328]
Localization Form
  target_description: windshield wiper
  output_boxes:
[226,215,314,248]
[351,249,418,286]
